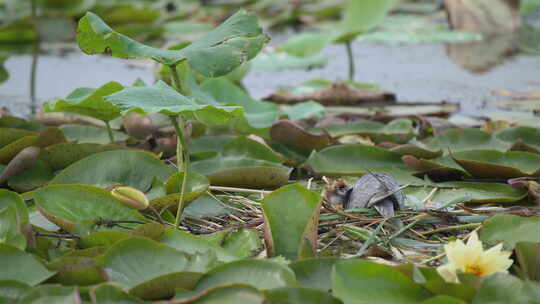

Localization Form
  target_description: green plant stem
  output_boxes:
[345,41,355,81]
[105,121,115,142]
[171,116,190,229]
[169,63,191,96]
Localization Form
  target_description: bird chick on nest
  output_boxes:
[322,173,405,218]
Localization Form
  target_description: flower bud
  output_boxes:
[111,186,149,210]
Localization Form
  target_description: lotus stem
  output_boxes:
[169,63,191,96]
[170,115,190,229]
[105,121,115,142]
[345,41,355,81]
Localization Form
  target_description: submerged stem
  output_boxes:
[105,121,115,142]
[170,115,190,229]
[345,41,355,81]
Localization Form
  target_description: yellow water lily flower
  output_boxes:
[436,231,513,283]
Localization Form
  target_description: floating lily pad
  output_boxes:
[495,126,540,154]
[0,281,31,303]
[43,82,124,122]
[317,119,416,144]
[188,135,234,160]
[451,150,540,178]
[402,155,467,181]
[193,259,297,292]
[0,244,55,286]
[0,136,37,165]
[33,184,146,232]
[50,150,174,191]
[16,285,79,304]
[158,229,239,263]
[264,287,342,304]
[151,172,209,210]
[270,120,332,154]
[282,101,326,121]
[175,284,264,303]
[7,160,54,192]
[261,184,321,260]
[336,0,398,43]
[480,214,540,249]
[59,124,129,144]
[222,228,262,258]
[41,142,127,170]
[47,256,105,286]
[306,144,409,176]
[332,259,431,304]
[78,10,267,77]
[289,258,339,291]
[90,283,145,304]
[191,136,289,188]
[427,128,510,153]
[0,128,36,149]
[97,237,211,299]
[390,143,443,159]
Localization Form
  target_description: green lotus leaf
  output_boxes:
[49,150,174,191]
[106,80,243,126]
[77,10,267,77]
[336,0,398,43]
[43,82,124,122]
[262,184,322,260]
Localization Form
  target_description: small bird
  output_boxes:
[323,172,405,218]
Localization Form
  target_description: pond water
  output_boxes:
[1,28,539,117]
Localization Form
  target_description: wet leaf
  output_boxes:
[59,124,129,144]
[480,214,540,249]
[222,228,262,258]
[50,150,174,191]
[78,10,267,77]
[495,126,540,153]
[33,184,146,232]
[332,259,432,304]
[0,245,55,286]
[451,150,540,178]
[262,184,322,260]
[43,82,124,122]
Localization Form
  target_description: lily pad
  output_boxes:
[289,258,339,291]
[0,281,31,303]
[193,259,297,292]
[332,259,431,304]
[158,229,240,263]
[0,135,37,165]
[270,120,332,154]
[7,160,54,192]
[337,0,398,43]
[77,10,267,77]
[47,256,106,286]
[261,184,322,260]
[251,51,328,70]
[16,285,80,304]
[306,144,409,176]
[264,287,342,304]
[43,82,124,122]
[0,244,55,286]
[59,124,129,144]
[175,284,264,303]
[41,142,127,170]
[97,237,211,299]
[451,150,540,178]
[90,283,145,304]
[49,150,174,191]
[150,172,209,210]
[390,143,443,159]
[191,136,290,188]
[188,135,234,160]
[427,128,510,153]
[495,126,540,153]
[33,184,146,232]
[480,214,540,249]
[317,119,416,144]
[0,128,36,149]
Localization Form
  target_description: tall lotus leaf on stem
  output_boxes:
[76,10,268,228]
